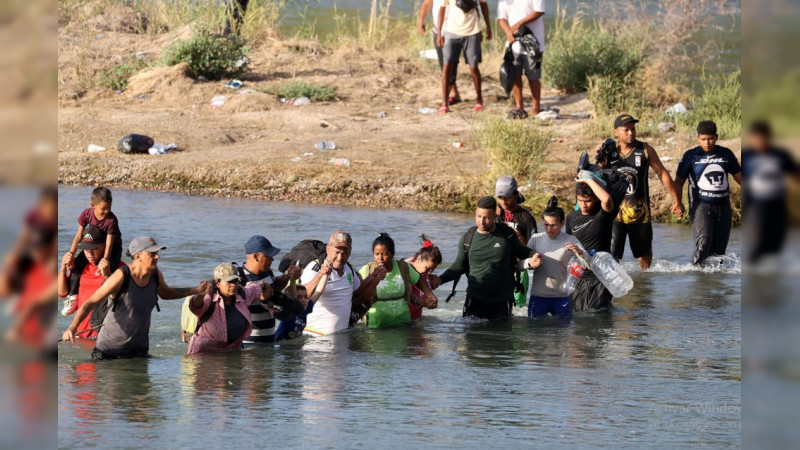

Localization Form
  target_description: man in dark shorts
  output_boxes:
[418,0,461,104]
[436,0,492,113]
[431,196,540,319]
[598,114,686,270]
[741,121,800,263]
[565,173,616,312]
[675,120,742,265]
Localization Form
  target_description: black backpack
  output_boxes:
[444,223,524,303]
[278,239,328,273]
[455,0,477,13]
[89,265,161,332]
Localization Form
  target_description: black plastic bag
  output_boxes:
[499,46,515,96]
[118,134,154,154]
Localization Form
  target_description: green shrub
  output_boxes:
[545,15,644,94]
[97,56,147,91]
[472,116,553,182]
[161,29,249,81]
[259,80,336,101]
[681,69,741,139]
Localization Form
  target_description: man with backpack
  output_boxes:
[61,236,209,360]
[238,235,302,344]
[430,197,541,319]
[300,231,384,335]
[436,0,492,113]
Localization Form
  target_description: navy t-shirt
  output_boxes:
[676,145,741,205]
[274,301,315,342]
[742,147,798,203]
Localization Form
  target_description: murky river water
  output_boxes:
[57,186,740,447]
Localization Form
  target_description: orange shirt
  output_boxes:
[75,262,126,338]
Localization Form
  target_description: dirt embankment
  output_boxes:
[58,8,740,219]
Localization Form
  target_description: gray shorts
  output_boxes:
[513,51,543,81]
[443,31,482,67]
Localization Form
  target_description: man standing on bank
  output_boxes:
[431,196,541,319]
[436,0,492,113]
[598,114,686,270]
[497,0,546,118]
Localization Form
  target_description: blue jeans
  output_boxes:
[528,296,572,318]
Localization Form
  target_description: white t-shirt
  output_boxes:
[441,0,487,37]
[431,0,448,34]
[497,0,546,52]
[301,261,361,335]
[526,231,584,298]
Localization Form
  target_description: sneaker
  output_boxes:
[61,295,78,316]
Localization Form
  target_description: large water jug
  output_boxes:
[586,250,633,297]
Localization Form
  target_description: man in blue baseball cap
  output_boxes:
[240,235,302,344]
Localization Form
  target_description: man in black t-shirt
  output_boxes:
[741,121,800,263]
[565,173,616,312]
[675,121,742,265]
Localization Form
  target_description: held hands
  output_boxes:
[63,252,75,271]
[285,265,302,281]
[200,280,215,296]
[319,260,334,276]
[428,274,442,290]
[96,258,111,278]
[485,26,492,41]
[436,33,444,48]
[671,202,685,220]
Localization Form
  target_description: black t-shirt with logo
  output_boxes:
[610,140,651,224]
[676,145,741,206]
[497,207,537,244]
[565,207,615,254]
[742,147,798,204]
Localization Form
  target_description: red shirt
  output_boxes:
[77,208,122,245]
[74,262,127,338]
[16,262,54,349]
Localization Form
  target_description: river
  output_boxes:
[57,186,741,447]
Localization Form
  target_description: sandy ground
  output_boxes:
[57,10,740,219]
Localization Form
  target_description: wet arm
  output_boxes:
[439,233,467,284]
[156,270,202,300]
[310,274,328,303]
[65,269,124,335]
[648,145,682,203]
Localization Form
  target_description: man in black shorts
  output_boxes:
[597,114,685,270]
[431,196,540,319]
[565,173,616,311]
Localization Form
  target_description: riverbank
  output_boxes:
[57,2,741,222]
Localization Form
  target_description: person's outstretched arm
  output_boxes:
[647,144,685,219]
[157,270,208,300]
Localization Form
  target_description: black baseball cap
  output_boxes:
[613,114,639,129]
[76,226,106,250]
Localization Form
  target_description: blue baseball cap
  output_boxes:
[244,235,280,257]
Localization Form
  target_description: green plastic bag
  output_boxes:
[367,299,411,328]
[514,270,529,308]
